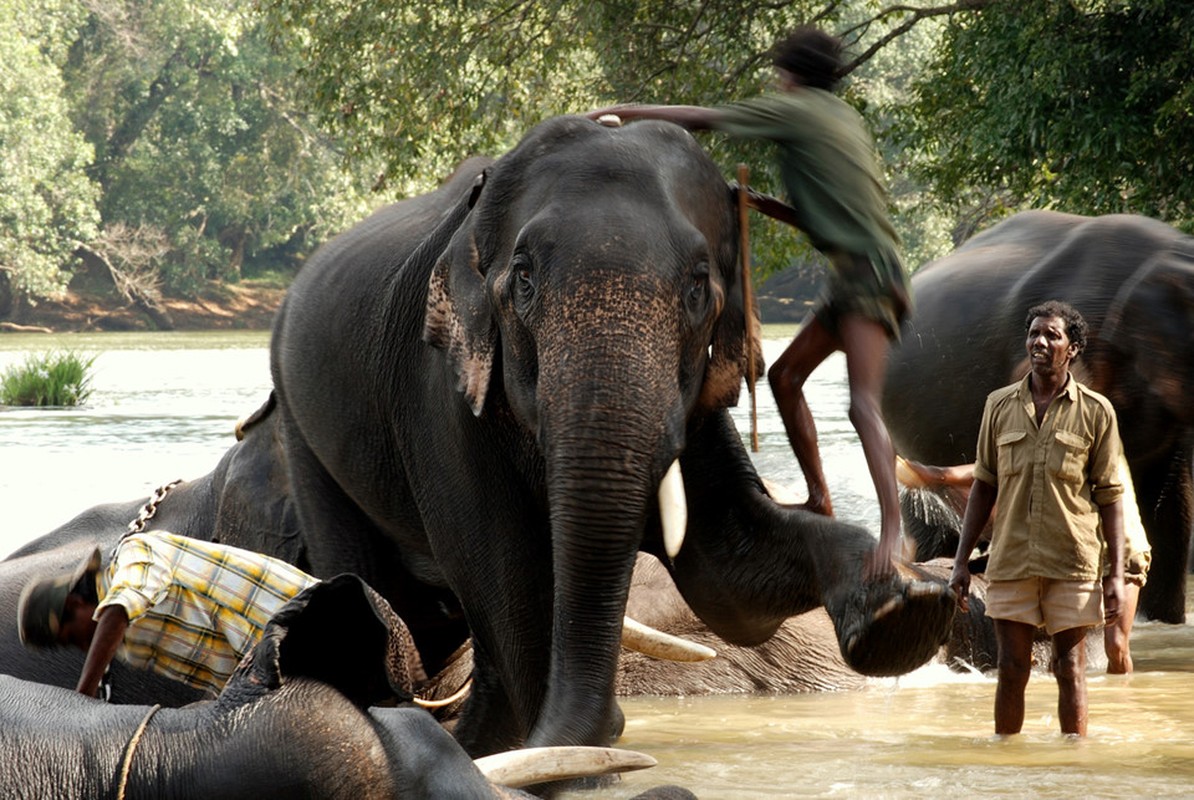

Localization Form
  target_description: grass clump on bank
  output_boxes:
[0,351,96,406]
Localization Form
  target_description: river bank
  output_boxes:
[1,281,286,335]
[2,260,820,335]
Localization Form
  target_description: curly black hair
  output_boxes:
[1025,300,1088,356]
[770,26,843,91]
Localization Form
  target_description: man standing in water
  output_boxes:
[950,301,1124,736]
[588,26,911,577]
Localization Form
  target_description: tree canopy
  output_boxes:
[2,0,377,313]
[901,0,1194,232]
[0,0,100,301]
[3,0,1191,313]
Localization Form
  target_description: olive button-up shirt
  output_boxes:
[973,373,1123,582]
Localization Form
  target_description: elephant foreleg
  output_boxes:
[1134,446,1194,623]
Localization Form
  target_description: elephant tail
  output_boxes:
[235,391,277,441]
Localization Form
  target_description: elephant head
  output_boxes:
[424,117,758,423]
[421,117,763,746]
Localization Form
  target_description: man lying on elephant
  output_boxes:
[18,530,320,698]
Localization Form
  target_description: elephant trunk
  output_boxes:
[528,328,687,747]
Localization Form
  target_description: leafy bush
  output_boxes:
[0,351,96,407]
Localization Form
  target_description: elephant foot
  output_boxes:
[833,576,956,677]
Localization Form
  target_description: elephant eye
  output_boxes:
[512,254,536,307]
[685,264,709,311]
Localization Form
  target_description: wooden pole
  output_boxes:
[737,164,760,453]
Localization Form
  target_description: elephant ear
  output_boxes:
[423,170,496,417]
[1100,249,1194,400]
[221,574,426,710]
[697,184,764,411]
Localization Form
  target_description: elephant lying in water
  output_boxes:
[0,575,665,799]
[266,114,954,755]
[2,404,966,709]
[883,210,1194,623]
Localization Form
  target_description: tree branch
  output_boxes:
[839,0,998,78]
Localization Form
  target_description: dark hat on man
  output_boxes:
[18,547,102,649]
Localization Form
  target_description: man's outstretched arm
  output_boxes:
[586,104,722,130]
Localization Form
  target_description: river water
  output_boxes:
[2,328,1192,799]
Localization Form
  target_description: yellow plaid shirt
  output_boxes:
[95,531,318,694]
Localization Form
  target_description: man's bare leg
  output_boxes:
[767,316,838,516]
[994,619,1036,735]
[1104,582,1139,674]
[1052,626,1090,735]
[838,314,902,577]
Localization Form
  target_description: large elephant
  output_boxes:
[0,574,667,799]
[267,115,954,755]
[1,402,967,713]
[883,210,1194,623]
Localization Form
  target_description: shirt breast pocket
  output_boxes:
[1049,428,1090,483]
[996,429,1028,476]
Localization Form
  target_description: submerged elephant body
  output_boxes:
[0,576,666,799]
[268,115,953,754]
[884,211,1194,622]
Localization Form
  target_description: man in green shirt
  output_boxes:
[588,26,911,578]
[949,300,1125,736]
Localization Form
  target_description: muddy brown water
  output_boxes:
[3,330,1192,799]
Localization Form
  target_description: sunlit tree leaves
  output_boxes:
[0,0,100,303]
[901,0,1194,232]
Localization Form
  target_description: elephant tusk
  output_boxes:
[622,615,716,662]
[474,746,656,789]
[412,677,472,709]
[659,459,687,558]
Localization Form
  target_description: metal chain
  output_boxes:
[116,479,184,555]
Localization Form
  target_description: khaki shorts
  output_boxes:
[985,577,1103,635]
[813,250,911,341]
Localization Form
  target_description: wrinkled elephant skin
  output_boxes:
[0,576,667,799]
[884,211,1194,622]
[268,115,955,754]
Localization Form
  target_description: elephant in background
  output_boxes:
[884,211,1194,623]
[0,574,668,799]
[269,115,954,755]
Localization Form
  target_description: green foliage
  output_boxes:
[1,0,379,307]
[0,350,96,406]
[260,1,830,195]
[901,0,1194,232]
[0,0,101,298]
[62,1,376,295]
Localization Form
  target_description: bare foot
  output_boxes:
[863,547,896,582]
[797,497,834,517]
[759,479,835,517]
